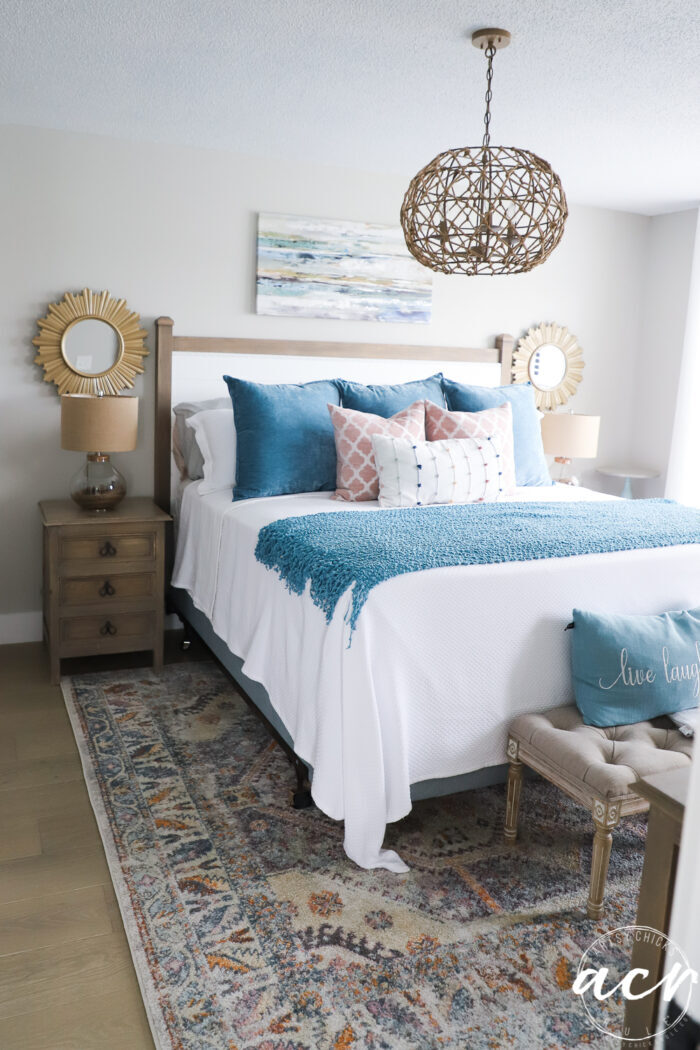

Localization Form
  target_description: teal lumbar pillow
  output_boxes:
[571,606,700,727]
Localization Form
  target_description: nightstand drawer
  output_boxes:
[60,572,157,607]
[59,611,155,646]
[58,528,156,565]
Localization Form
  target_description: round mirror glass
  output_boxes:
[61,319,121,376]
[528,343,567,391]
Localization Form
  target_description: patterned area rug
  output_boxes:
[62,662,646,1050]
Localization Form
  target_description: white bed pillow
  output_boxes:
[173,396,231,478]
[185,408,237,495]
[372,433,515,508]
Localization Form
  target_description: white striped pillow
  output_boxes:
[371,433,514,508]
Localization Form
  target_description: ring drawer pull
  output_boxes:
[99,541,117,557]
[99,621,117,636]
[99,580,116,597]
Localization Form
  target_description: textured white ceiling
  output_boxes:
[3,0,700,214]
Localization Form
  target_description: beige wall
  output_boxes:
[0,125,656,639]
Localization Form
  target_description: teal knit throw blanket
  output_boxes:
[255,499,700,637]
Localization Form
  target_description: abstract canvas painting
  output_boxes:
[256,212,432,323]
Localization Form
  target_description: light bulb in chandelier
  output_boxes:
[401,28,568,276]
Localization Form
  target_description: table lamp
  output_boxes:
[61,394,138,510]
[540,411,600,485]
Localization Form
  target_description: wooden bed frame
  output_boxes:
[154,317,515,513]
[154,317,516,806]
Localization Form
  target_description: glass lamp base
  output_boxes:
[70,454,126,511]
[554,456,580,487]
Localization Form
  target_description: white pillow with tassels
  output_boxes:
[371,433,515,509]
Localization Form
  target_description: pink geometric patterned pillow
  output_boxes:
[328,400,426,501]
[425,400,517,494]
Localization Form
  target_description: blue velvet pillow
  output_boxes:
[339,374,444,417]
[442,380,551,486]
[223,376,341,501]
[571,606,700,727]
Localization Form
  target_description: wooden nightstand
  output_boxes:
[39,498,172,684]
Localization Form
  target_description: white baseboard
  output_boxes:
[0,612,182,646]
[0,611,43,644]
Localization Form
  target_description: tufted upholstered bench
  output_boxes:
[505,705,693,919]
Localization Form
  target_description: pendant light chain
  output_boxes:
[482,43,495,149]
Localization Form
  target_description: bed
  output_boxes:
[155,318,700,872]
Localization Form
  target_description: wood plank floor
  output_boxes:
[0,635,208,1050]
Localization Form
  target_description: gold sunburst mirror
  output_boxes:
[512,322,584,410]
[33,289,148,395]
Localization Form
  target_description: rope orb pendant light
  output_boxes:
[401,28,568,276]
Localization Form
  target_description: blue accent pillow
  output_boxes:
[339,374,444,417]
[223,376,341,501]
[442,380,551,486]
[571,606,700,727]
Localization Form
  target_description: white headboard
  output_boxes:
[155,319,515,513]
[170,351,501,408]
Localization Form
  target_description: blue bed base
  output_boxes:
[169,585,508,804]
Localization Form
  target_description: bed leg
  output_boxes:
[179,619,193,651]
[292,758,314,809]
[168,602,194,651]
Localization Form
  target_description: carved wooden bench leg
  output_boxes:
[504,738,523,843]
[588,799,621,920]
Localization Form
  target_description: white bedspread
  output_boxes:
[172,484,700,872]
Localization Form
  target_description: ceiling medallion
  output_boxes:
[401,28,568,276]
